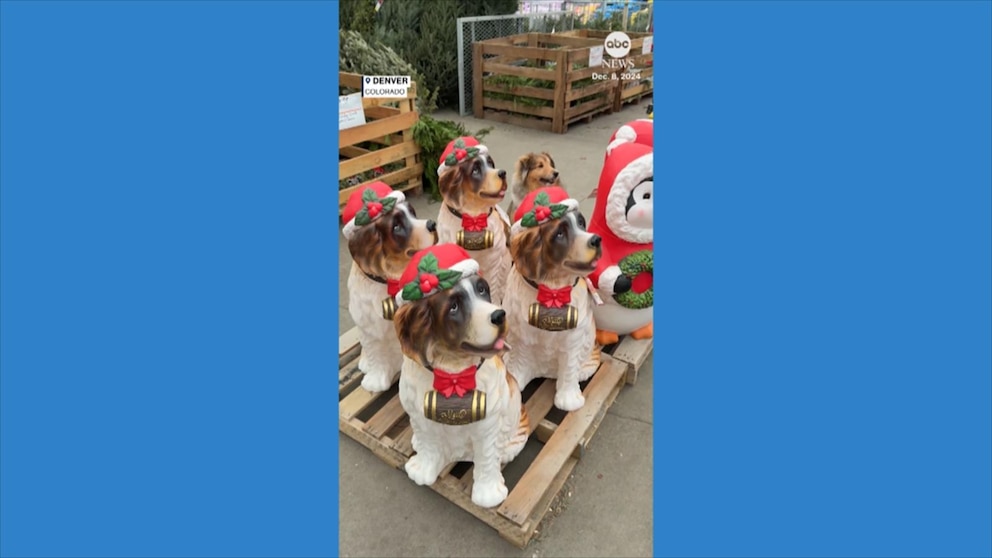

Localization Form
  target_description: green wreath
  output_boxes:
[614,250,653,310]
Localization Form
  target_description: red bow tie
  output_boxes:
[433,365,478,398]
[536,284,572,308]
[461,213,489,233]
[386,278,401,297]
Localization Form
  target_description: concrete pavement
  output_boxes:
[338,104,654,558]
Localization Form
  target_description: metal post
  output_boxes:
[623,0,629,31]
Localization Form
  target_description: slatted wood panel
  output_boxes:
[338,328,632,548]
[338,72,423,207]
[557,30,655,113]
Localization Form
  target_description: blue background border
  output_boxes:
[656,1,991,557]
[2,0,991,557]
[1,1,339,556]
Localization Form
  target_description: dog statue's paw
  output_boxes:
[471,479,508,508]
[554,389,585,412]
[405,453,441,486]
[360,371,393,393]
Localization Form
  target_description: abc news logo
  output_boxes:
[604,31,632,58]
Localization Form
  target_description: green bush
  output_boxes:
[339,0,376,35]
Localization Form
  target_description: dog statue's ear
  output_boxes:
[393,301,433,366]
[510,227,542,279]
[347,224,384,276]
[543,152,557,169]
[438,166,462,206]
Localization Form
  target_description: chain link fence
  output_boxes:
[520,1,653,32]
[457,11,576,116]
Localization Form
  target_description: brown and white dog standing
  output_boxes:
[503,187,602,411]
[508,152,562,217]
[342,182,437,392]
[436,137,513,304]
[392,244,528,508]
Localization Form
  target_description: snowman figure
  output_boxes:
[588,122,654,346]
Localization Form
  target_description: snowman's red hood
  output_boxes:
[589,142,653,247]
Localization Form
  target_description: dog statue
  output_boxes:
[508,152,562,217]
[436,137,513,304]
[503,187,602,412]
[342,182,437,392]
[392,244,529,508]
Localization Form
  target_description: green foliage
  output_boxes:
[412,115,492,200]
[370,0,518,110]
[339,30,438,114]
[340,0,376,35]
[410,0,461,108]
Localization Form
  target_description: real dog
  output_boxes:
[342,182,437,393]
[392,245,528,508]
[503,187,602,412]
[508,152,562,217]
[436,137,513,304]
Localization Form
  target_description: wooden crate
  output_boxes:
[558,30,654,111]
[338,327,631,548]
[338,72,424,208]
[472,33,618,134]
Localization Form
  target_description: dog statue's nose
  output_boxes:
[589,235,602,248]
[426,220,437,233]
[497,169,507,179]
[552,170,560,178]
[490,309,506,326]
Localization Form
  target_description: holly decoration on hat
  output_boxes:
[443,138,481,167]
[354,187,397,227]
[521,191,569,228]
[401,253,463,301]
[615,249,654,310]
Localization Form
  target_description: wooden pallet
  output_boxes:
[602,334,654,385]
[338,327,632,548]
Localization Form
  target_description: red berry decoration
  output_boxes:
[455,148,467,160]
[419,273,439,293]
[366,201,383,218]
[534,206,552,221]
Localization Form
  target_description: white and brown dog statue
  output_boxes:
[503,187,602,412]
[436,137,513,304]
[392,244,528,508]
[342,181,437,393]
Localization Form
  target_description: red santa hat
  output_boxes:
[341,181,406,241]
[588,142,653,246]
[395,244,480,307]
[510,186,580,236]
[606,119,653,155]
[437,136,490,176]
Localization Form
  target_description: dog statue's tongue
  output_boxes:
[494,339,505,350]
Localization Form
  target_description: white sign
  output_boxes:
[339,92,365,131]
[642,36,654,55]
[589,46,604,68]
[362,75,411,99]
